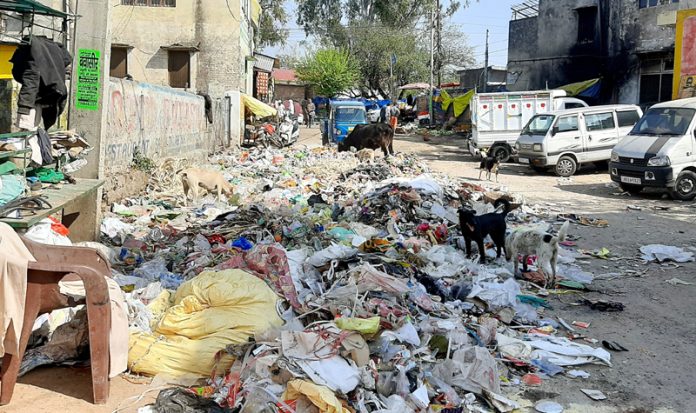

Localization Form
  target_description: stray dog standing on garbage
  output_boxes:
[505,221,570,288]
[459,199,511,263]
[179,168,233,206]
[478,150,500,182]
[356,148,375,163]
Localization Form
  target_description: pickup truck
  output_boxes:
[468,90,588,161]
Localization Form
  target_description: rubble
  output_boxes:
[21,145,621,411]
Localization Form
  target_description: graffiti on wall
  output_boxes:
[105,80,213,172]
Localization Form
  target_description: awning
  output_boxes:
[0,0,68,17]
[251,0,261,26]
[558,78,601,98]
[242,94,277,118]
[440,89,475,117]
[398,82,432,90]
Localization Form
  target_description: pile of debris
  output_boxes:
[23,146,624,412]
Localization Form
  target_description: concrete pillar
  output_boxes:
[195,0,242,98]
[66,0,113,241]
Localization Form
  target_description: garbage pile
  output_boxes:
[22,146,620,412]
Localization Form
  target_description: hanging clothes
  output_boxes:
[0,223,36,357]
[36,128,55,165]
[10,36,72,130]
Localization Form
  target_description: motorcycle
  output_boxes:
[274,114,300,147]
[243,122,276,147]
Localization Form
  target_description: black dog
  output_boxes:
[459,199,511,263]
[478,151,500,182]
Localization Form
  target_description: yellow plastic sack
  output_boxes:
[283,380,350,413]
[128,269,283,377]
[335,316,380,335]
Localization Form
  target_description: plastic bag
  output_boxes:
[468,278,521,309]
[25,219,72,246]
[132,257,184,289]
[640,244,695,263]
[335,317,381,334]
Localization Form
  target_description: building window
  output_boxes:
[168,50,190,88]
[639,57,674,106]
[121,0,176,7]
[639,0,679,9]
[577,7,597,44]
[110,46,128,78]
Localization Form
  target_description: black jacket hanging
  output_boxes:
[10,36,72,129]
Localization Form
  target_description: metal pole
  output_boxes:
[436,0,441,87]
[483,29,489,93]
[389,56,393,99]
[429,5,434,126]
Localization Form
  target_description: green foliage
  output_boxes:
[296,49,360,97]
[257,0,289,48]
[132,148,155,173]
[295,0,475,95]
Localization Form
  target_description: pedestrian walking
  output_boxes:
[389,102,400,130]
[380,103,390,124]
[307,100,316,128]
[301,98,309,127]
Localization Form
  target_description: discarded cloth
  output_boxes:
[283,380,350,413]
[128,269,283,376]
[0,223,36,356]
[58,276,129,377]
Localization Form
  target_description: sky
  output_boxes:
[262,0,520,68]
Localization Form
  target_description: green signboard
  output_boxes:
[76,49,101,111]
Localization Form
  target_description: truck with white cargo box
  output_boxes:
[468,90,588,162]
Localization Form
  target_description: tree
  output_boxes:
[257,0,289,48]
[344,24,430,96]
[296,49,360,97]
[295,0,475,95]
[438,23,476,83]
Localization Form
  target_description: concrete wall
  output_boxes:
[110,0,246,99]
[507,0,696,104]
[275,84,306,102]
[110,0,198,88]
[194,0,244,98]
[104,79,214,173]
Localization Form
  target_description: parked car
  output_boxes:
[516,105,642,176]
[609,97,696,200]
[468,90,588,162]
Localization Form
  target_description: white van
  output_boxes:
[468,90,587,162]
[515,105,643,176]
[609,98,696,200]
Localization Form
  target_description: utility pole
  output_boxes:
[429,4,435,126]
[483,29,489,93]
[435,0,441,87]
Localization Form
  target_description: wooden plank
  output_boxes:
[0,178,104,229]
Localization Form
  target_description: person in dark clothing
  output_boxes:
[10,36,72,130]
[306,100,316,128]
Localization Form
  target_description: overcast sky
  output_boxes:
[262,0,520,68]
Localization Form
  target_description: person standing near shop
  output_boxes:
[301,98,309,127]
[306,100,316,128]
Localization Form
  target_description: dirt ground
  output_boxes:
[5,126,695,412]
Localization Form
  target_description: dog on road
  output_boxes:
[459,199,511,263]
[505,221,570,288]
[180,168,233,206]
[478,150,500,182]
